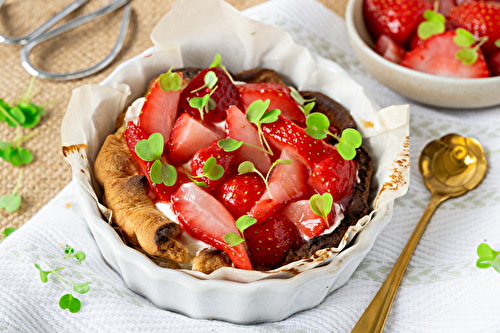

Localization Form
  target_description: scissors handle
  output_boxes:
[0,0,89,45]
[20,0,132,81]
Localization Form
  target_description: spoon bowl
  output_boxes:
[351,134,487,333]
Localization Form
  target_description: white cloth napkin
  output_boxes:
[1,0,499,332]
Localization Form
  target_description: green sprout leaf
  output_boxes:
[63,245,86,264]
[259,108,281,124]
[417,10,445,40]
[310,193,333,228]
[64,245,74,255]
[209,53,222,68]
[34,263,52,283]
[202,156,224,181]
[59,294,82,313]
[246,99,280,155]
[0,194,21,213]
[189,94,212,121]
[495,39,500,48]
[454,28,476,48]
[0,141,13,162]
[73,251,86,264]
[73,282,91,294]
[237,159,291,200]
[476,243,500,273]
[223,232,244,246]
[338,128,362,160]
[158,68,182,92]
[302,102,315,116]
[194,180,208,188]
[289,86,316,116]
[217,138,243,152]
[9,147,33,166]
[150,160,177,186]
[456,48,478,66]
[135,133,164,162]
[305,112,330,139]
[1,227,16,238]
[238,160,258,175]
[246,99,270,123]
[191,71,219,94]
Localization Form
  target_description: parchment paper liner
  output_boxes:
[61,0,409,283]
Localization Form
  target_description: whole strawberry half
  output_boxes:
[139,73,182,143]
[308,148,358,203]
[190,141,234,191]
[244,215,305,269]
[238,83,306,125]
[215,174,267,219]
[374,34,407,64]
[123,122,188,201]
[449,1,500,57]
[177,67,243,123]
[172,183,252,270]
[400,30,490,78]
[262,115,334,170]
[364,0,432,47]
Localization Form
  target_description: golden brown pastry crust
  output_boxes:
[94,132,189,263]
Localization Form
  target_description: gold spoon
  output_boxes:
[351,134,487,333]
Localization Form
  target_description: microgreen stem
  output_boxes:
[433,0,439,12]
[39,261,72,293]
[474,36,489,51]
[21,77,35,104]
[255,168,272,199]
[12,169,23,196]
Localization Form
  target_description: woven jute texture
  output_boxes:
[0,0,347,231]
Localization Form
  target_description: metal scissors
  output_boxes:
[0,0,132,80]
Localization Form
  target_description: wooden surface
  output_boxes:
[0,0,348,232]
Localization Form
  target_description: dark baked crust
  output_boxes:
[192,248,232,274]
[233,68,286,86]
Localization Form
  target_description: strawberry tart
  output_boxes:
[93,55,373,274]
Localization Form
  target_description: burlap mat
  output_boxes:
[0,0,347,231]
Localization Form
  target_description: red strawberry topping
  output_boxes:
[214,174,267,219]
[167,113,225,165]
[308,148,358,203]
[190,141,234,190]
[225,105,271,173]
[363,0,432,47]
[488,50,500,76]
[374,34,407,63]
[449,1,500,57]
[238,83,306,124]
[172,183,252,270]
[177,67,243,122]
[250,147,309,222]
[244,215,305,269]
[282,200,334,239]
[400,30,490,78]
[261,115,334,169]
[138,74,182,143]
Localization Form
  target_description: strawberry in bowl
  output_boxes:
[93,55,373,273]
[346,0,500,108]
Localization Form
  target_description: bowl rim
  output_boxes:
[345,0,500,84]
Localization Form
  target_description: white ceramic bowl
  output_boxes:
[345,0,500,109]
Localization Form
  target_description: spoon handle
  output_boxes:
[351,194,446,333]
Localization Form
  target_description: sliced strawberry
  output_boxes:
[177,67,243,123]
[250,147,309,222]
[488,50,500,76]
[139,74,182,143]
[400,31,490,78]
[172,183,252,270]
[374,34,407,63]
[363,0,432,47]
[261,115,334,169]
[438,0,457,17]
[238,83,306,125]
[225,105,272,174]
[123,122,186,202]
[214,174,267,219]
[190,141,234,191]
[282,200,334,239]
[308,148,357,203]
[449,1,500,57]
[244,214,305,269]
[167,113,225,165]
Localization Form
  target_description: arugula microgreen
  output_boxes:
[223,215,257,247]
[135,133,177,186]
[1,227,16,238]
[238,159,292,200]
[35,261,90,313]
[217,138,271,155]
[158,68,182,92]
[187,156,225,188]
[454,28,489,66]
[417,5,445,41]
[63,245,86,264]
[289,86,316,116]
[305,112,362,160]
[0,169,23,213]
[246,99,281,155]
[476,243,500,273]
[189,88,217,121]
[309,193,333,228]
